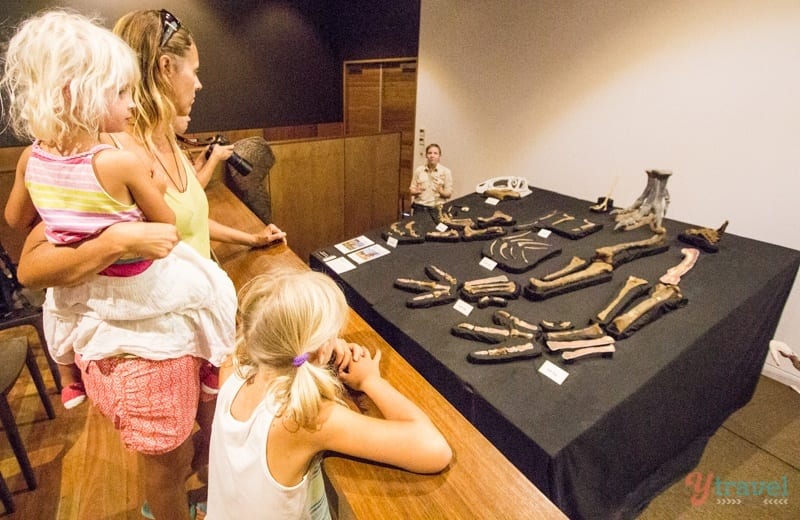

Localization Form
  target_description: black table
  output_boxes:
[310,188,800,520]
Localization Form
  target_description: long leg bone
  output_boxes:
[529,261,613,290]
[592,275,650,325]
[542,256,588,281]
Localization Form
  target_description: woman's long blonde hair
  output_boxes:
[112,10,194,154]
[235,270,347,430]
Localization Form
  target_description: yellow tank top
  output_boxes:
[165,152,211,259]
[105,132,212,259]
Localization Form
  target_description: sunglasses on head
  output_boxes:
[159,9,182,48]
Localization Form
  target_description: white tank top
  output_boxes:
[207,373,330,519]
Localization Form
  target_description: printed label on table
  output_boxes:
[538,360,569,385]
[479,256,498,271]
[537,228,552,239]
[435,222,449,232]
[453,299,474,316]
[484,197,500,206]
[386,236,399,248]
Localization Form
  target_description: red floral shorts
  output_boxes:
[76,354,203,455]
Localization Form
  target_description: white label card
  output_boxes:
[386,236,399,248]
[479,256,498,271]
[453,299,474,316]
[435,223,449,232]
[327,257,356,274]
[538,228,552,239]
[538,360,569,385]
[484,197,500,206]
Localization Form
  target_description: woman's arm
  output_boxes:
[4,146,39,232]
[193,143,234,188]
[18,221,179,289]
[207,218,286,247]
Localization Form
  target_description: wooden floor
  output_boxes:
[2,323,798,519]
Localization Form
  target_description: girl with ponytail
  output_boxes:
[207,269,452,519]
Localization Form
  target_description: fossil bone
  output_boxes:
[550,213,575,226]
[659,248,699,285]
[464,275,510,290]
[394,278,450,292]
[545,322,605,342]
[542,256,588,281]
[608,283,684,335]
[492,310,539,333]
[593,233,666,265]
[590,176,619,212]
[463,225,505,240]
[436,205,474,228]
[593,275,650,324]
[562,344,616,363]
[612,169,672,233]
[477,210,514,227]
[425,265,458,286]
[484,188,521,200]
[547,335,615,352]
[404,220,419,237]
[529,261,613,290]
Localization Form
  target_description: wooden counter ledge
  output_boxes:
[208,180,567,520]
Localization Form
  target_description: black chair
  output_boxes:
[0,336,56,513]
[0,242,62,392]
[0,469,13,514]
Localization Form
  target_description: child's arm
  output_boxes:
[320,348,453,474]
[4,146,40,232]
[94,149,175,225]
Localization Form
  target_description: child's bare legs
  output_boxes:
[192,396,216,482]
[193,361,218,480]
[58,362,86,409]
[141,435,194,520]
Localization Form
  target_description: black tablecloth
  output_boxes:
[311,188,800,520]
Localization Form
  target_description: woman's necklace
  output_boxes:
[153,138,187,193]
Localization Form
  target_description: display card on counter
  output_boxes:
[335,235,374,255]
[347,244,391,265]
[326,257,356,274]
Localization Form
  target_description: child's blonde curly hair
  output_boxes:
[1,9,139,145]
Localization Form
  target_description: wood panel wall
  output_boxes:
[270,133,400,263]
[343,133,401,237]
[0,122,400,266]
[269,138,346,263]
[344,59,417,216]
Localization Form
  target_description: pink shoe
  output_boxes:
[199,363,219,395]
[61,382,87,409]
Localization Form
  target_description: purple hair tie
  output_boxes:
[292,352,310,367]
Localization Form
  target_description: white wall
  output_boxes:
[416,0,800,348]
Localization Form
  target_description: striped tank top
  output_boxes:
[25,141,146,245]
